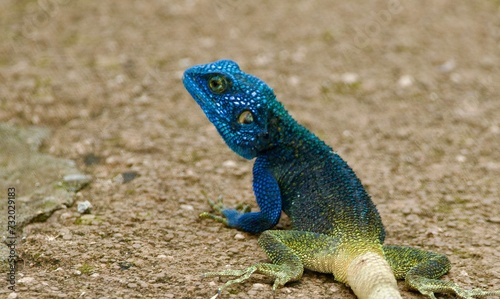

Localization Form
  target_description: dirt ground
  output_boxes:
[1,0,499,298]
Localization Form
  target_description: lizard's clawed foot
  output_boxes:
[203,262,299,298]
[412,276,500,299]
[199,196,251,226]
[203,265,258,298]
[421,289,500,299]
[199,196,228,225]
[452,288,500,299]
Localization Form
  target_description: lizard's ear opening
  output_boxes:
[237,110,254,125]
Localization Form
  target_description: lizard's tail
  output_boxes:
[346,252,401,299]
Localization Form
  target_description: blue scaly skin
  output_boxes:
[183,60,500,299]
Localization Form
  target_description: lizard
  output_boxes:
[182,59,500,299]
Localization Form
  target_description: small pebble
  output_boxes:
[398,75,413,88]
[283,287,293,294]
[251,283,266,289]
[59,228,70,235]
[438,59,456,72]
[63,174,92,184]
[425,226,442,236]
[443,195,455,203]
[459,270,470,277]
[7,293,18,299]
[17,277,35,285]
[342,130,352,137]
[340,72,359,85]
[490,125,500,134]
[450,73,461,83]
[121,171,139,183]
[222,160,237,168]
[288,76,300,86]
[83,153,100,166]
[63,174,92,192]
[77,200,92,214]
[180,204,194,211]
[247,290,259,296]
[405,214,420,223]
[446,222,458,228]
[487,217,500,224]
[234,233,245,240]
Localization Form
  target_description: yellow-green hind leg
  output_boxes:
[384,245,500,298]
[204,230,341,298]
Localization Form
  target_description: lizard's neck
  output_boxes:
[262,100,332,162]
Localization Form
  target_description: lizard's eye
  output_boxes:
[238,110,254,125]
[208,75,228,94]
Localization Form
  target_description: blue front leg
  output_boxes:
[223,156,282,233]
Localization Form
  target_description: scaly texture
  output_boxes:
[183,60,500,299]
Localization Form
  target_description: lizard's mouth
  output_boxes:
[182,73,207,105]
[193,93,207,105]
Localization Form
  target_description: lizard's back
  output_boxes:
[264,117,385,243]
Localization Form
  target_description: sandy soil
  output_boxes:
[1,0,499,298]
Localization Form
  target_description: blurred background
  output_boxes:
[0,1,499,298]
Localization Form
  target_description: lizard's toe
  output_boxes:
[199,212,229,226]
[206,196,226,213]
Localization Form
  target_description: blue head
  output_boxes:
[183,60,275,159]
